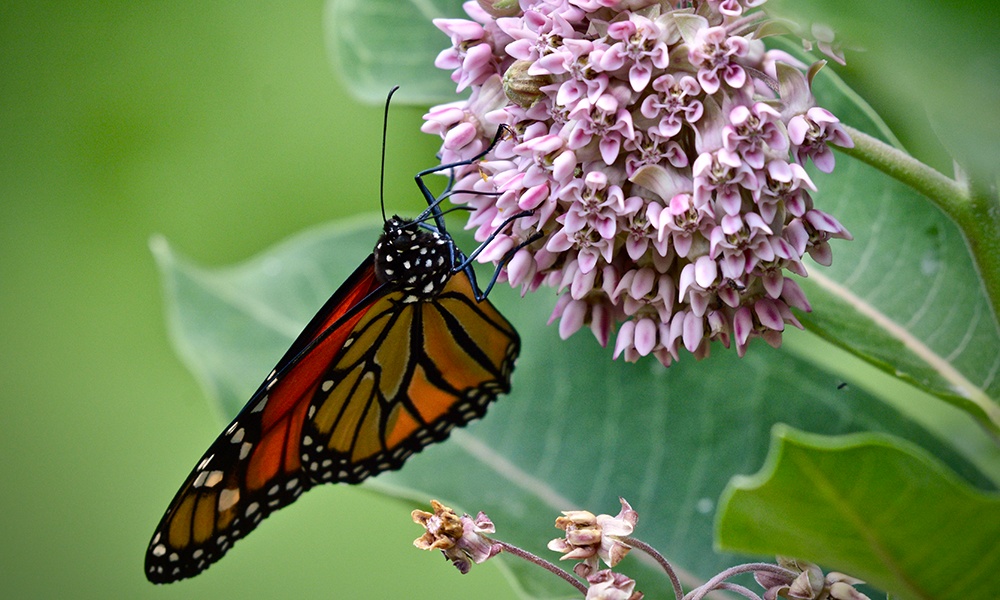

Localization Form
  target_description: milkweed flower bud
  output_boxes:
[425,0,853,365]
[755,557,871,600]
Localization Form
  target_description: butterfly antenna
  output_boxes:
[380,86,401,223]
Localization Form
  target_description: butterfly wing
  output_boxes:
[301,269,519,482]
[145,258,386,583]
[146,218,520,583]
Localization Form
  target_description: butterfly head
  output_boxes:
[374,216,454,300]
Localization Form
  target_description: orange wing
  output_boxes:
[301,271,519,483]
[145,260,383,583]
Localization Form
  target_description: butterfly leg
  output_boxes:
[413,125,511,230]
[467,225,544,300]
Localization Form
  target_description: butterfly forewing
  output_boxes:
[146,217,519,583]
[145,260,387,583]
[300,272,518,483]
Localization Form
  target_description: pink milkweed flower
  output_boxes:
[424,0,853,366]
[688,25,750,95]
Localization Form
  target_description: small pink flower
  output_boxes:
[600,13,669,92]
[433,18,498,91]
[639,74,703,137]
[688,26,750,94]
[560,170,624,238]
[565,88,636,165]
[723,103,788,170]
[788,107,853,172]
[692,150,758,215]
[755,159,816,221]
[500,7,579,63]
[624,129,687,178]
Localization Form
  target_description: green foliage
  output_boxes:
[765,0,1000,184]
[145,1,1000,597]
[792,46,1000,436]
[324,0,461,104]
[718,427,1000,600]
[154,217,998,598]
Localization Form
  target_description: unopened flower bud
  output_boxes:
[503,60,553,108]
[477,0,521,18]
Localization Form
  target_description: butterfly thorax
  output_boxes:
[374,216,454,302]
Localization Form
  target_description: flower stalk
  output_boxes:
[494,540,589,595]
[617,535,684,600]
[839,125,1000,327]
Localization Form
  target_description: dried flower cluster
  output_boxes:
[423,0,853,365]
[547,497,638,578]
[411,500,501,574]
[755,557,872,600]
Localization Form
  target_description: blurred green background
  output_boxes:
[0,2,518,598]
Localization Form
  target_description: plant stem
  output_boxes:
[619,535,684,600]
[839,126,1000,327]
[684,563,797,600]
[710,582,764,600]
[494,540,588,595]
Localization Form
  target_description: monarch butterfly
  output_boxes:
[145,105,525,583]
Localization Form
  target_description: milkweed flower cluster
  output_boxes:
[423,0,853,366]
[411,500,502,574]
[547,497,638,578]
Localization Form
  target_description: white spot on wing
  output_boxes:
[197,454,214,471]
[218,488,240,511]
[204,471,224,488]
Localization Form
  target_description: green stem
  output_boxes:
[839,126,1000,328]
